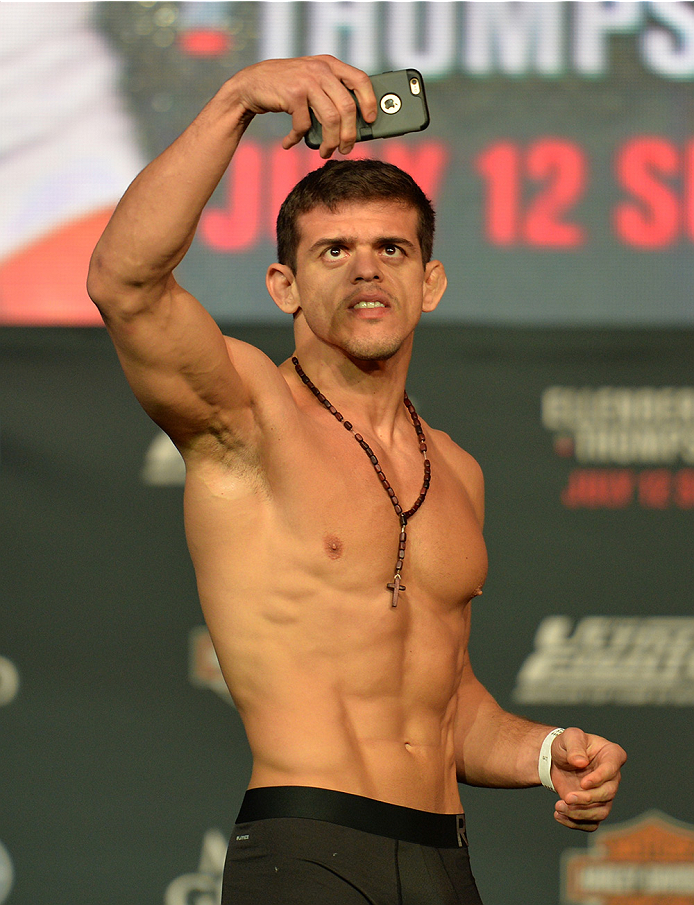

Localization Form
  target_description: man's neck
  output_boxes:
[285,343,414,441]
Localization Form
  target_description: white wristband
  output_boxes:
[538,728,565,792]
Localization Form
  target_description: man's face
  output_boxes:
[285,200,443,361]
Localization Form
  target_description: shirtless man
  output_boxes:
[87,56,626,904]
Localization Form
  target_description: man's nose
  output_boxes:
[350,247,382,281]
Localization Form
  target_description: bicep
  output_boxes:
[102,275,254,446]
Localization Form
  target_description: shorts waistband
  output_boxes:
[236,786,467,849]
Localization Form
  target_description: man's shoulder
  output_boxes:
[221,335,295,408]
[429,426,485,522]
[222,334,281,376]
[429,426,483,479]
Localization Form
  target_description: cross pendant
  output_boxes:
[387,574,406,608]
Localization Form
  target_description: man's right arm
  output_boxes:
[87,56,376,449]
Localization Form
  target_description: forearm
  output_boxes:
[88,77,252,307]
[454,681,554,788]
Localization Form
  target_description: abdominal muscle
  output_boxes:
[193,547,468,815]
[244,694,464,814]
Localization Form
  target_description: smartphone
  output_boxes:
[304,69,429,149]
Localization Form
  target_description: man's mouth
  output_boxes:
[348,290,391,310]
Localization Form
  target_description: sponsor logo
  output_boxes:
[513,616,694,705]
[164,828,227,905]
[562,810,694,904]
[141,431,185,486]
[0,657,19,708]
[0,841,13,904]
[542,386,694,509]
[189,627,234,708]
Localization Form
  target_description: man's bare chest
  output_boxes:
[268,424,488,609]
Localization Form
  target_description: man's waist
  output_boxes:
[236,785,468,849]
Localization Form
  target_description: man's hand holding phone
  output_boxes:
[231,56,428,159]
[305,69,430,151]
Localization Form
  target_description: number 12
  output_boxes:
[476,140,587,248]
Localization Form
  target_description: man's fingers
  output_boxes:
[580,763,623,791]
[555,795,616,832]
[340,67,378,124]
[558,784,618,812]
[554,775,620,832]
[310,83,357,157]
[580,741,627,790]
[549,730,626,832]
[574,779,620,806]
[282,107,314,150]
[555,730,627,783]
[313,54,377,122]
[554,810,602,833]
[556,728,590,767]
[289,56,376,158]
[237,55,375,157]
[555,804,614,832]
[302,56,377,157]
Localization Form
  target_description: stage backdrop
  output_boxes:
[1,3,693,905]
[2,325,693,905]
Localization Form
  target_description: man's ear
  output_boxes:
[266,263,300,314]
[422,260,447,313]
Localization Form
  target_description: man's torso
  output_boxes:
[182,358,488,813]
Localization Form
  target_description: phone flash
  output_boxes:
[409,78,421,95]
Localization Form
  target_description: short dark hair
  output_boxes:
[276,159,436,272]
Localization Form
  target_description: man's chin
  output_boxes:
[344,341,401,362]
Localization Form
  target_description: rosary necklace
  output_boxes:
[292,356,431,607]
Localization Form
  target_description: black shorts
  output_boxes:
[222,786,484,905]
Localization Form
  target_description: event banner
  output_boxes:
[1,1,694,326]
[1,324,693,904]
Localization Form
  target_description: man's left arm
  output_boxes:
[453,643,627,832]
[446,439,626,831]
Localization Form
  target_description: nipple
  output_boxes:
[324,535,344,560]
[472,586,483,598]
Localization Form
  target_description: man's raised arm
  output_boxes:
[86,56,376,447]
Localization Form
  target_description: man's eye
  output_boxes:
[384,245,400,256]
[327,247,343,258]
